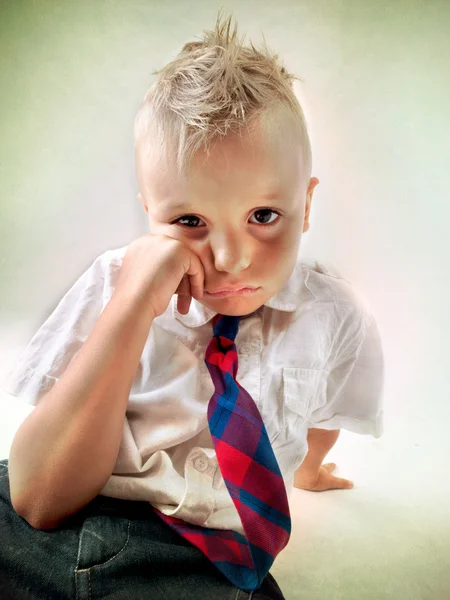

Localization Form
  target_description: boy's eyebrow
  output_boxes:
[160,192,282,213]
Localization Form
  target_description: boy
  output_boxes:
[0,11,384,600]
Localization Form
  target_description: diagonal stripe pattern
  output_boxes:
[153,313,291,591]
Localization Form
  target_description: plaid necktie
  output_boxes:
[154,313,291,591]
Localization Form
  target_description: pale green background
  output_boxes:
[1,1,449,598]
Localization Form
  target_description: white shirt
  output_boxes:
[1,244,384,535]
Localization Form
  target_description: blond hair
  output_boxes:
[134,9,312,190]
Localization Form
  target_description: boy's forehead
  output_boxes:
[138,130,303,209]
[142,164,288,214]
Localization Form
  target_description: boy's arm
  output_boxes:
[293,309,384,493]
[297,428,340,476]
[8,290,154,530]
[294,428,354,491]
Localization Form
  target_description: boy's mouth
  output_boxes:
[205,287,260,298]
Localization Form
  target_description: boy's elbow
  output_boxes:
[11,497,62,531]
[24,512,63,531]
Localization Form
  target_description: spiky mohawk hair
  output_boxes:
[134,9,312,187]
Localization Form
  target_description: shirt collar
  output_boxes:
[172,251,317,328]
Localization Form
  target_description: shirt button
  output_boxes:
[194,457,208,472]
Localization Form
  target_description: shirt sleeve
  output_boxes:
[306,310,385,438]
[0,253,110,407]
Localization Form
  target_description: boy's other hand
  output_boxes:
[294,463,354,492]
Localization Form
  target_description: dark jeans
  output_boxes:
[0,459,287,599]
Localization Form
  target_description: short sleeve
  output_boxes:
[0,253,110,407]
[306,312,385,438]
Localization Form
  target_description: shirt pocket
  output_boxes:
[282,367,328,425]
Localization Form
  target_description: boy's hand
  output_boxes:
[294,463,354,492]
[114,233,205,320]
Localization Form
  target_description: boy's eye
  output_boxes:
[172,209,281,228]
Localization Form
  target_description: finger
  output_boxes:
[332,476,354,489]
[186,254,204,300]
[176,275,192,314]
[322,464,354,489]
[323,463,337,472]
[177,293,191,315]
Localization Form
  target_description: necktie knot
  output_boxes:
[212,313,241,342]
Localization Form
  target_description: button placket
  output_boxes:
[172,449,215,524]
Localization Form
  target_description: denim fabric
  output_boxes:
[0,459,287,600]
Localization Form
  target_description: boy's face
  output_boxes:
[136,122,319,316]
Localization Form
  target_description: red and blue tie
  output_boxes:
[153,313,291,591]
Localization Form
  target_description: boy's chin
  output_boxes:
[199,296,265,316]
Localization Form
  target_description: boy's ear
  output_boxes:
[303,177,319,229]
[137,192,148,214]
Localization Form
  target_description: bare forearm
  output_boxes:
[296,428,340,477]
[8,291,154,529]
